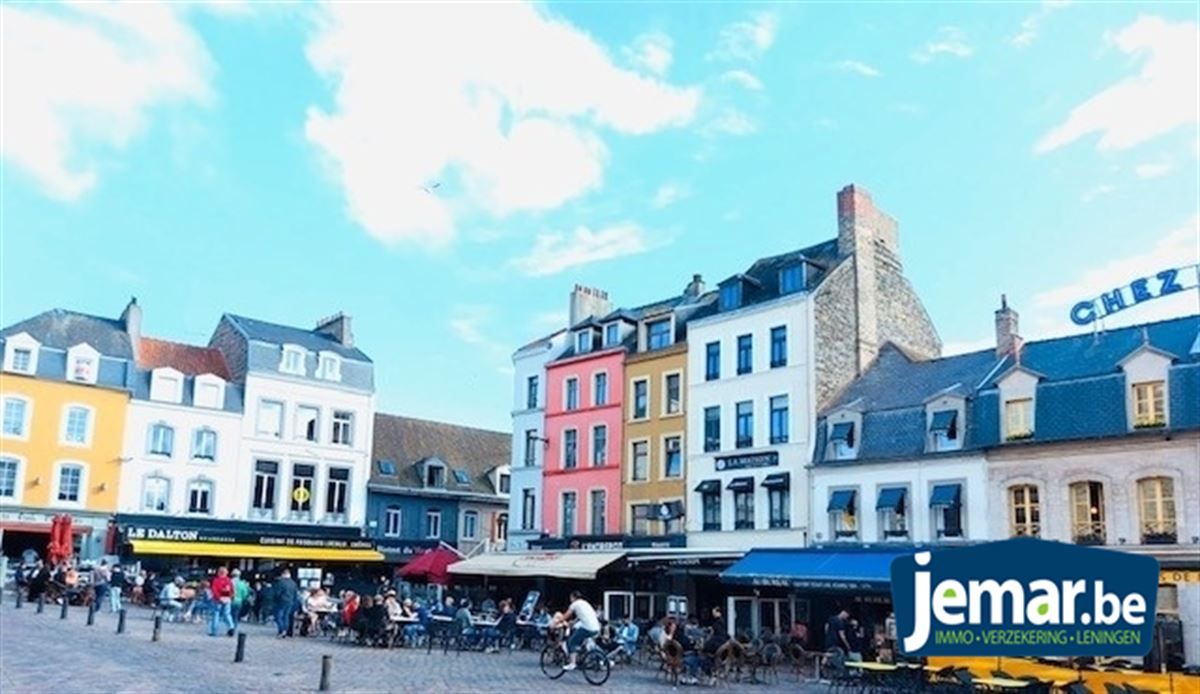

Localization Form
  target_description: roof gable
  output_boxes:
[371,414,509,496]
[223,314,370,362]
[0,309,132,359]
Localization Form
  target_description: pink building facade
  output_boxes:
[543,347,625,537]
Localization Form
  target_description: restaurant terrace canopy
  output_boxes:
[448,550,625,580]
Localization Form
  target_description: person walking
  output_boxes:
[273,569,299,638]
[208,567,237,637]
[231,569,252,624]
[92,560,110,608]
[108,563,126,612]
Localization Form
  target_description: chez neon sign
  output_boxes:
[1070,265,1199,326]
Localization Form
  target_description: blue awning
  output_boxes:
[720,548,907,592]
[827,489,855,513]
[930,410,957,433]
[830,421,854,443]
[929,483,962,507]
[876,487,907,511]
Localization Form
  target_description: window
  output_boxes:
[462,511,479,539]
[1009,485,1040,537]
[524,429,538,466]
[829,421,856,460]
[498,472,510,494]
[1070,481,1106,545]
[425,463,445,487]
[147,423,175,457]
[735,401,753,449]
[563,429,578,469]
[704,406,721,452]
[719,282,742,311]
[142,476,170,512]
[521,490,536,530]
[590,490,606,535]
[195,380,223,409]
[632,379,649,419]
[705,342,720,381]
[594,372,608,406]
[877,487,908,540]
[281,346,305,375]
[1137,477,1177,544]
[631,440,649,481]
[702,493,721,531]
[647,319,672,350]
[561,491,577,535]
[930,484,963,539]
[62,406,90,445]
[769,326,787,368]
[1132,381,1165,427]
[664,373,681,415]
[191,428,217,460]
[377,460,396,475]
[0,457,17,498]
[3,397,28,437]
[296,406,320,443]
[605,323,620,347]
[257,400,283,438]
[251,461,278,515]
[331,411,354,446]
[187,479,212,514]
[733,488,754,530]
[453,469,471,486]
[828,490,857,539]
[425,510,442,539]
[663,436,682,478]
[769,395,789,444]
[768,487,790,529]
[150,373,181,403]
[70,354,96,383]
[318,353,342,381]
[930,410,959,451]
[630,504,653,536]
[1004,398,1033,439]
[592,425,607,466]
[526,375,539,409]
[290,464,315,518]
[565,378,579,411]
[496,513,508,541]
[575,331,591,354]
[57,465,83,503]
[779,265,804,294]
[736,334,752,375]
[385,506,402,536]
[11,348,32,373]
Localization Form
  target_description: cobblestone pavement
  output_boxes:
[0,597,823,693]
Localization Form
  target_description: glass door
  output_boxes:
[728,596,755,638]
[604,591,633,622]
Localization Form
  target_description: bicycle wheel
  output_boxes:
[540,646,566,679]
[582,651,611,686]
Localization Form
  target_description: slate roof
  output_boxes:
[691,238,841,322]
[825,344,1000,413]
[371,413,510,497]
[128,368,244,412]
[137,336,231,379]
[222,314,370,362]
[0,308,133,359]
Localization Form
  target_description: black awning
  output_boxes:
[760,473,790,489]
[694,479,721,494]
[876,487,907,512]
[726,477,754,492]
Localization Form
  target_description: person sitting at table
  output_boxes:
[439,595,457,617]
[846,617,866,663]
[352,595,374,644]
[672,620,703,685]
[480,600,515,653]
[159,577,185,621]
[305,588,333,635]
[403,599,429,646]
[454,599,477,647]
[616,619,640,660]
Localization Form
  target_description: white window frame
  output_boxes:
[279,344,307,376]
[149,367,184,404]
[295,405,320,443]
[661,370,683,416]
[425,509,442,539]
[325,467,350,519]
[521,489,537,530]
[191,427,218,461]
[2,395,32,441]
[575,330,592,354]
[0,454,26,503]
[3,333,40,375]
[562,428,578,470]
[592,370,609,407]
[1004,398,1034,439]
[588,488,607,535]
[317,351,343,382]
[142,474,172,513]
[193,374,225,409]
[66,343,100,385]
[497,471,511,495]
[563,376,580,411]
[186,477,214,515]
[147,421,175,457]
[561,490,578,536]
[629,438,650,482]
[424,460,446,488]
[250,460,279,518]
[52,461,88,508]
[384,506,402,537]
[630,377,650,421]
[591,424,608,467]
[256,399,284,439]
[462,510,479,539]
[661,434,683,480]
[331,410,354,446]
[59,403,94,447]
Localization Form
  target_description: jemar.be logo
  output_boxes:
[890,538,1158,657]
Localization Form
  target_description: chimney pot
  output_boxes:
[995,294,1022,357]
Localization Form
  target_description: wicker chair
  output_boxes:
[658,640,684,686]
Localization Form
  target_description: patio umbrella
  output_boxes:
[397,547,461,585]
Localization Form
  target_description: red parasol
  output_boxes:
[46,514,75,564]
[397,547,461,585]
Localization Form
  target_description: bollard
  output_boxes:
[36,594,45,613]
[87,602,96,626]
[152,615,162,642]
[319,654,332,691]
[234,632,247,663]
[60,599,69,619]
[14,589,22,609]
[116,608,127,634]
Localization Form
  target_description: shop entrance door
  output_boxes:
[728,596,755,637]
[759,598,792,638]
[604,591,633,622]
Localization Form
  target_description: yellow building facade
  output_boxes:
[623,344,687,535]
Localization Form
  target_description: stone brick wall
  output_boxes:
[875,259,942,360]
[814,259,858,409]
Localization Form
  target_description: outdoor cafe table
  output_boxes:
[973,676,1031,690]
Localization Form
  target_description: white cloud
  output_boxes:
[911,26,974,63]
[1035,16,1199,154]
[1080,183,1116,202]
[837,60,882,78]
[304,3,701,247]
[709,11,778,62]
[510,222,656,276]
[1027,215,1200,336]
[624,31,673,76]
[1134,162,1173,179]
[1,3,215,200]
[720,69,764,91]
[1012,0,1072,48]
[652,181,690,209]
[702,109,758,137]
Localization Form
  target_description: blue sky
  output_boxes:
[2,1,1198,431]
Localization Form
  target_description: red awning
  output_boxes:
[0,521,92,535]
[397,547,461,585]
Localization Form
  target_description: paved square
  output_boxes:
[0,598,821,693]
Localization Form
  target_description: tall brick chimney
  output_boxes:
[568,285,612,326]
[995,294,1022,357]
[684,274,705,299]
[120,297,142,361]
[837,184,902,372]
[316,312,354,347]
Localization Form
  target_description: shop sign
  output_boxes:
[122,523,375,551]
[1070,265,1199,326]
[1160,569,1200,584]
[715,451,778,471]
[530,534,686,551]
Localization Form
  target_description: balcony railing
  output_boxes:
[1142,521,1178,545]
[1011,523,1040,538]
[1073,521,1106,545]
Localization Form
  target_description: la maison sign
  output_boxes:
[1070,265,1198,326]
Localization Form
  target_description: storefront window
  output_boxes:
[734,489,754,530]
[702,493,721,531]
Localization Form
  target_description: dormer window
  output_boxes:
[193,375,225,409]
[604,323,620,347]
[377,459,396,475]
[1132,381,1165,427]
[929,410,959,451]
[829,421,856,459]
[150,368,183,404]
[575,330,593,354]
[67,344,100,384]
[318,351,342,382]
[280,345,306,375]
[425,461,446,488]
[646,318,672,350]
[3,333,40,375]
[453,469,471,486]
[498,472,511,494]
[719,282,742,311]
[1004,398,1033,440]
[779,265,804,295]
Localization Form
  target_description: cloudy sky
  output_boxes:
[2,1,1197,430]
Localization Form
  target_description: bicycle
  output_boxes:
[540,627,612,686]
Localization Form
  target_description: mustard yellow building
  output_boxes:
[1,307,135,560]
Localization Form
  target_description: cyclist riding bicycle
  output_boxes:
[555,590,601,671]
